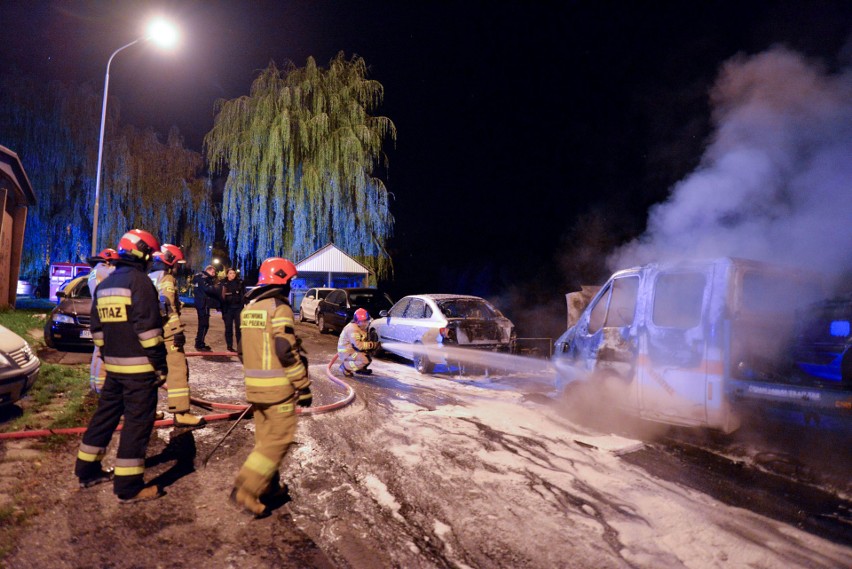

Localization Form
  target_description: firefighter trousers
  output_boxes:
[165,338,190,414]
[75,374,158,498]
[234,400,297,498]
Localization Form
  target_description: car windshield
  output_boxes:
[350,292,392,310]
[317,290,332,299]
[437,298,500,319]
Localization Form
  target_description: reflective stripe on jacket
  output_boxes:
[240,291,310,404]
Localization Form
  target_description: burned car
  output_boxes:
[43,275,94,350]
[369,294,515,374]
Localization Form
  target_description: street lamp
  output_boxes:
[91,17,179,256]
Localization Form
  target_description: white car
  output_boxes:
[369,294,515,373]
[298,287,335,323]
[0,325,40,407]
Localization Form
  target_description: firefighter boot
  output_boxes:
[339,363,353,378]
[118,485,163,504]
[260,472,290,507]
[79,467,114,489]
[173,412,207,428]
[354,366,373,376]
[230,488,268,518]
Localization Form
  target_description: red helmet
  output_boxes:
[117,229,159,262]
[354,308,370,323]
[98,248,119,262]
[159,243,185,267]
[257,257,297,285]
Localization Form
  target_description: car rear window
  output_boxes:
[350,292,393,310]
[437,299,498,319]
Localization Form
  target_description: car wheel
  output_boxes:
[315,309,321,324]
[298,310,305,323]
[413,343,434,374]
[318,314,327,334]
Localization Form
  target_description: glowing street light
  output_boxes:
[91,17,180,256]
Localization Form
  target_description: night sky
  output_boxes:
[4,1,852,334]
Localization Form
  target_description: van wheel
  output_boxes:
[413,343,434,374]
[318,315,327,334]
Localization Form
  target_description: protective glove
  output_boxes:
[296,387,313,408]
[362,341,378,352]
[173,331,186,348]
[154,369,167,387]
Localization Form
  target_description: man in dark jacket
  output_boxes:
[74,229,166,503]
[192,264,220,351]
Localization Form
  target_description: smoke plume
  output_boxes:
[611,46,852,289]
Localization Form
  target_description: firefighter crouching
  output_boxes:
[74,229,167,503]
[149,244,206,428]
[86,248,118,394]
[231,257,312,517]
[337,308,377,376]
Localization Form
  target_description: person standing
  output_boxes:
[149,244,206,428]
[231,257,312,517]
[337,308,377,376]
[221,267,245,352]
[74,229,166,503]
[86,247,119,394]
[191,264,220,351]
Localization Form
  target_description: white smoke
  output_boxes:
[611,46,852,287]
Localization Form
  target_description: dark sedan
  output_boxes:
[316,287,394,334]
[43,275,94,350]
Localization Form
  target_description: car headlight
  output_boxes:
[52,313,76,324]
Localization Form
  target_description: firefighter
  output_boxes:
[86,248,119,394]
[149,244,206,428]
[231,257,312,517]
[74,229,167,503]
[337,308,377,376]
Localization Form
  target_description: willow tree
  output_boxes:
[99,125,216,268]
[204,52,397,278]
[0,74,215,276]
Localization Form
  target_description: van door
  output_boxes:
[571,274,641,409]
[638,268,711,427]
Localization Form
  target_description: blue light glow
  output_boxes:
[830,320,850,337]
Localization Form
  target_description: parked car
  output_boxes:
[43,275,94,350]
[369,294,516,373]
[298,287,335,323]
[0,325,40,407]
[317,288,394,334]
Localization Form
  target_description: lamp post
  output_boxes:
[91,18,179,256]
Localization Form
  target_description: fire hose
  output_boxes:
[0,353,353,440]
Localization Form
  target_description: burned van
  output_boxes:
[552,257,851,433]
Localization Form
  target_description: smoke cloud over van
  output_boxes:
[611,46,852,290]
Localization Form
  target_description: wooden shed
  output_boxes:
[0,146,36,308]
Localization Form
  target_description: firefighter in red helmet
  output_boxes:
[149,244,206,428]
[86,248,119,394]
[231,257,312,517]
[74,229,166,503]
[337,307,377,376]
